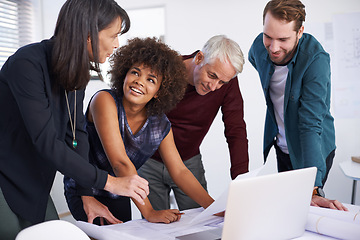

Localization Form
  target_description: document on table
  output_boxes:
[75,207,223,240]
[305,205,360,240]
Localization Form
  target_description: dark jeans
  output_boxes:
[0,187,58,240]
[65,193,131,225]
[274,144,334,187]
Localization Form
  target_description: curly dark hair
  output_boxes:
[109,37,187,116]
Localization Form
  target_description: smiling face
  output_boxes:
[87,17,122,63]
[122,64,162,109]
[263,12,304,65]
[192,52,236,96]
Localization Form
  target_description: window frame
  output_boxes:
[0,0,35,68]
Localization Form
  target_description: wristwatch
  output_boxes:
[312,187,325,198]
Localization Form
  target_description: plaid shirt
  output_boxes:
[65,89,170,199]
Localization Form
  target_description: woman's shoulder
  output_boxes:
[91,89,118,103]
[90,89,124,116]
[5,39,53,70]
[1,39,54,82]
[14,39,52,59]
[148,113,171,132]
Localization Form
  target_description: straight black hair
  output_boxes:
[52,0,130,91]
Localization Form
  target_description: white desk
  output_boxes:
[339,160,360,204]
[76,205,360,240]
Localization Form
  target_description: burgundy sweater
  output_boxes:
[151,51,249,179]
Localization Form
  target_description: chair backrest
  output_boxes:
[15,220,90,240]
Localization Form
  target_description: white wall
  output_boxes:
[42,0,360,220]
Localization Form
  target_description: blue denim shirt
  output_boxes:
[249,33,335,187]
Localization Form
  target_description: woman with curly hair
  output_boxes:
[64,37,214,225]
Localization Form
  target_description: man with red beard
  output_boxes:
[249,0,346,210]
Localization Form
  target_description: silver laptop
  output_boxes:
[177,167,316,240]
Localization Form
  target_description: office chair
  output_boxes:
[15,220,90,240]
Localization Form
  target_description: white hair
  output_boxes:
[200,35,244,75]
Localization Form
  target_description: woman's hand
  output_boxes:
[104,174,149,205]
[81,196,122,225]
[144,209,183,224]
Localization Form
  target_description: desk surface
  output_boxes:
[339,160,360,180]
[76,204,360,240]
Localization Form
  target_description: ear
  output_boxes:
[87,36,93,60]
[297,25,304,39]
[195,51,204,65]
[153,94,160,101]
[153,91,159,99]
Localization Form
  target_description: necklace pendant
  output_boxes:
[72,139,78,149]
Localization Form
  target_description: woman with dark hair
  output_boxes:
[0,0,148,238]
[64,37,215,225]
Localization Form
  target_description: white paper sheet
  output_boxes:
[309,206,360,224]
[306,213,360,240]
[75,208,223,240]
[75,221,144,240]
